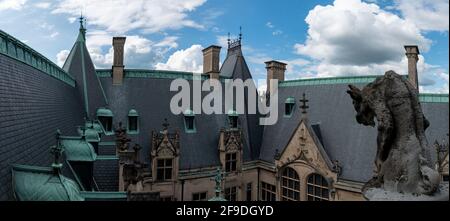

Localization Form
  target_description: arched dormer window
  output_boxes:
[307,173,330,201]
[183,109,196,133]
[285,97,295,117]
[227,110,238,129]
[96,108,113,134]
[127,109,139,134]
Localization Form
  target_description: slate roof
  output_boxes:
[259,80,449,183]
[95,42,264,170]
[62,21,107,119]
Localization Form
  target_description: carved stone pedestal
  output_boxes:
[364,183,449,201]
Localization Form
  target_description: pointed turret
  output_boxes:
[62,16,108,119]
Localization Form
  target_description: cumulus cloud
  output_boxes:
[56,50,70,67]
[395,0,449,32]
[155,45,204,73]
[0,0,27,11]
[292,0,448,93]
[295,0,430,66]
[52,0,207,34]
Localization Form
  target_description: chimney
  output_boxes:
[404,45,420,90]
[202,45,221,80]
[265,60,287,94]
[113,37,126,85]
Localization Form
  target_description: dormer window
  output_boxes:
[184,109,196,133]
[228,110,238,129]
[127,109,139,134]
[285,97,295,117]
[96,108,113,134]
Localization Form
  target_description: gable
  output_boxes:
[277,119,334,174]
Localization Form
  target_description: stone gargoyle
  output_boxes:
[347,70,440,195]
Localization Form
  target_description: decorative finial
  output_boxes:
[227,32,231,48]
[300,93,309,114]
[162,118,170,130]
[50,130,64,173]
[239,26,242,41]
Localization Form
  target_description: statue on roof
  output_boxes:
[115,122,130,151]
[347,70,444,199]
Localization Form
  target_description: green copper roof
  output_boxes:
[80,191,127,200]
[85,120,104,134]
[285,97,296,104]
[96,69,207,80]
[11,164,84,201]
[97,108,114,117]
[184,109,195,116]
[77,127,101,142]
[128,109,139,116]
[279,75,382,87]
[419,93,449,103]
[0,30,76,87]
[60,136,97,162]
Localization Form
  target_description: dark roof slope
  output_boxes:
[63,23,107,119]
[259,81,449,183]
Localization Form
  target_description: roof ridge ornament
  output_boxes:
[300,93,309,114]
[228,27,242,49]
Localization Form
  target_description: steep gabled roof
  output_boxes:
[63,18,107,119]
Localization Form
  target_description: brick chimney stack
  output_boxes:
[265,60,287,94]
[202,45,221,80]
[113,37,126,85]
[405,45,420,91]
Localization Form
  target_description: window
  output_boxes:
[97,108,113,133]
[281,167,300,201]
[184,109,196,133]
[225,152,237,173]
[443,175,449,182]
[284,98,295,117]
[246,183,252,201]
[127,109,139,133]
[156,159,173,181]
[307,173,329,201]
[224,186,237,201]
[192,192,208,201]
[261,182,276,201]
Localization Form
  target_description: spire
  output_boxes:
[78,14,86,41]
[239,26,242,41]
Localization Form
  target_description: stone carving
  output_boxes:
[347,70,440,195]
[115,122,130,151]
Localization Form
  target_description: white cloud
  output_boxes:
[56,50,70,67]
[295,0,430,66]
[291,0,448,93]
[34,2,51,9]
[154,36,179,49]
[52,0,207,34]
[155,44,204,73]
[0,0,27,11]
[266,22,274,29]
[49,32,59,38]
[395,0,449,32]
[272,30,283,36]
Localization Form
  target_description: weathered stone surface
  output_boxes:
[364,183,448,201]
[347,70,440,196]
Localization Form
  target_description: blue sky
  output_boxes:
[0,0,448,93]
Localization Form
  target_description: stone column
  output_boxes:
[404,45,420,91]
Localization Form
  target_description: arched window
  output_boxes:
[284,97,295,117]
[96,108,113,134]
[281,167,300,201]
[127,109,139,134]
[227,110,238,129]
[183,109,196,133]
[307,173,329,201]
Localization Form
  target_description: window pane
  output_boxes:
[129,116,138,131]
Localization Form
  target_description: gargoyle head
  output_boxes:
[347,85,376,127]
